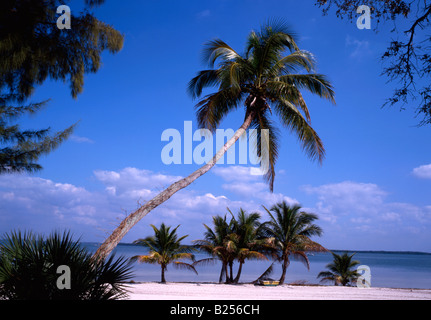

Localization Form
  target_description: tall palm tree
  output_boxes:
[94,19,336,261]
[263,201,327,284]
[229,208,270,283]
[130,223,197,283]
[317,252,361,286]
[193,215,233,283]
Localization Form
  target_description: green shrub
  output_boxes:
[0,230,133,300]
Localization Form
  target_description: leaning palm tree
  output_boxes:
[94,19,335,261]
[130,223,197,283]
[317,252,361,286]
[263,201,328,284]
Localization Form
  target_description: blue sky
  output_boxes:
[1,0,430,252]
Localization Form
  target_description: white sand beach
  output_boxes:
[125,282,431,300]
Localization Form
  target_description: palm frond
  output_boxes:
[192,257,218,267]
[188,69,220,99]
[250,112,280,191]
[130,253,160,264]
[278,73,336,104]
[274,100,325,164]
[195,88,244,132]
[173,261,198,275]
[246,19,299,74]
[253,261,276,283]
[290,251,311,270]
[202,39,242,67]
[173,252,195,261]
[267,50,316,78]
[267,80,312,121]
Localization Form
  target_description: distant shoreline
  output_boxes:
[113,242,431,255]
[328,249,431,255]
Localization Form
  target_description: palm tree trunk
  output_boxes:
[93,111,256,261]
[228,261,234,283]
[279,256,290,285]
[219,261,226,283]
[224,262,229,284]
[233,261,244,284]
[161,264,166,283]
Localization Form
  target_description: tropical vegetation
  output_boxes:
[192,202,326,284]
[317,252,361,286]
[94,19,335,260]
[193,208,272,284]
[262,201,328,284]
[0,230,133,300]
[0,203,331,291]
[130,223,197,283]
[0,0,123,174]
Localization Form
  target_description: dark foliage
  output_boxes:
[0,0,123,173]
[0,230,133,300]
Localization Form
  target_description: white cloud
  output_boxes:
[0,174,107,236]
[0,165,304,243]
[350,217,371,224]
[302,181,387,218]
[345,35,372,59]
[0,167,265,241]
[380,212,401,222]
[94,167,182,197]
[1,168,430,251]
[196,9,211,19]
[212,165,259,183]
[92,167,233,223]
[299,180,431,250]
[412,164,431,179]
[212,165,298,207]
[302,180,431,231]
[70,135,95,144]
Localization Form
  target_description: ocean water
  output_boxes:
[84,243,431,289]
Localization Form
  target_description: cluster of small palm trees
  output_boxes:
[193,208,271,284]
[131,200,328,284]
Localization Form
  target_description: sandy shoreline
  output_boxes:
[125,282,431,300]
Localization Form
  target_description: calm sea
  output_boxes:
[84,243,431,289]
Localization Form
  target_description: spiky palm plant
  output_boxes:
[317,252,361,286]
[130,223,197,283]
[0,230,133,300]
[94,19,335,261]
[263,201,327,284]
